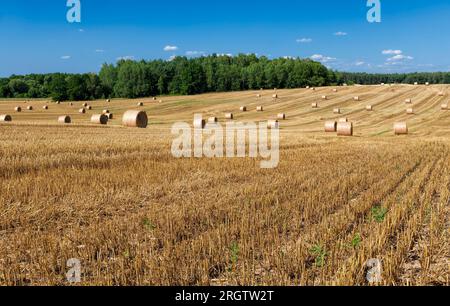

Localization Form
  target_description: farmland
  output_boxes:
[0,84,448,285]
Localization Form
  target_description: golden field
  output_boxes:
[0,84,448,285]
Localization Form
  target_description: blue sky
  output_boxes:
[1,0,450,76]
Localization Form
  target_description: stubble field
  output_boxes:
[0,84,448,285]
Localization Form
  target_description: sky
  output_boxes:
[1,0,450,76]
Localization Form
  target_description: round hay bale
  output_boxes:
[311,87,316,91]
[256,106,264,112]
[82,103,88,107]
[91,114,109,125]
[27,106,33,111]
[208,117,218,123]
[354,96,360,101]
[102,109,110,114]
[43,105,49,110]
[122,110,148,128]
[86,105,92,110]
[324,121,337,132]
[277,113,286,120]
[306,86,310,89]
[106,113,113,120]
[69,102,73,106]
[240,106,247,112]
[438,92,444,97]
[334,108,341,114]
[414,82,418,85]
[0,114,12,122]
[193,118,206,129]
[338,118,348,123]
[225,113,234,120]
[56,101,61,105]
[366,105,373,111]
[394,122,408,135]
[406,108,414,115]
[405,99,412,104]
[272,94,278,99]
[58,115,71,124]
[441,104,448,110]
[267,120,279,129]
[322,95,327,100]
[333,89,338,92]
[15,106,22,112]
[153,97,157,101]
[311,103,318,108]
[425,82,430,86]
[137,102,144,107]
[159,100,163,103]
[337,122,353,136]
[107,99,111,103]
[79,108,86,114]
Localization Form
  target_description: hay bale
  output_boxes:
[153,97,157,101]
[58,115,71,124]
[27,106,33,111]
[267,120,279,129]
[306,86,310,89]
[225,113,234,120]
[425,82,430,86]
[394,122,408,135]
[86,105,92,110]
[366,105,373,111]
[256,106,264,112]
[277,113,286,120]
[122,110,148,128]
[240,106,247,112]
[0,114,12,122]
[208,117,218,123]
[311,103,318,108]
[414,82,418,85]
[257,94,262,98]
[79,108,86,114]
[353,96,360,101]
[43,105,49,110]
[438,92,444,96]
[333,89,338,92]
[106,113,113,120]
[193,118,206,129]
[406,108,415,115]
[69,102,73,106]
[15,106,22,112]
[107,99,111,103]
[338,118,348,123]
[159,100,163,103]
[405,99,412,104]
[102,109,110,114]
[337,122,353,136]
[334,108,341,114]
[56,101,61,105]
[137,102,144,107]
[322,95,327,100]
[82,103,88,107]
[324,121,337,132]
[272,94,278,99]
[441,104,448,110]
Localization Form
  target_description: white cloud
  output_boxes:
[95,49,105,53]
[78,29,84,33]
[387,54,414,61]
[382,49,403,55]
[168,55,177,61]
[217,53,233,57]
[61,55,71,60]
[186,51,206,57]
[334,31,348,36]
[296,38,312,43]
[310,54,336,63]
[355,61,366,66]
[116,55,135,61]
[164,45,178,52]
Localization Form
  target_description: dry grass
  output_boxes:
[0,85,449,286]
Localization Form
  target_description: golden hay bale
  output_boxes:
[337,122,353,136]
[193,118,206,129]
[0,114,12,122]
[102,109,110,114]
[107,99,111,103]
[406,108,414,115]
[272,94,278,99]
[159,100,163,103]
[91,114,108,125]
[425,82,430,86]
[27,106,33,111]
[106,113,113,120]
[414,82,418,85]
[277,113,286,120]
[366,105,373,111]
[43,105,49,110]
[394,122,408,135]
[441,104,448,110]
[122,110,148,128]
[225,113,234,120]
[58,115,71,124]
[322,95,327,100]
[240,106,247,112]
[256,94,262,98]
[438,92,444,96]
[405,99,412,104]
[86,105,92,110]
[311,103,318,108]
[333,89,338,92]
[324,121,337,132]
[69,102,73,106]
[82,103,88,107]
[152,97,157,101]
[56,101,61,105]
[256,106,264,112]
[208,117,218,123]
[267,120,279,129]
[338,118,348,123]
[79,108,86,114]
[334,108,341,114]
[137,102,144,107]
[15,106,22,112]
[353,96,360,101]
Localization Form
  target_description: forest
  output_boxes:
[1,54,450,101]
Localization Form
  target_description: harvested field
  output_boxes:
[0,85,449,286]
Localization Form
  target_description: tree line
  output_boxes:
[1,54,450,101]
